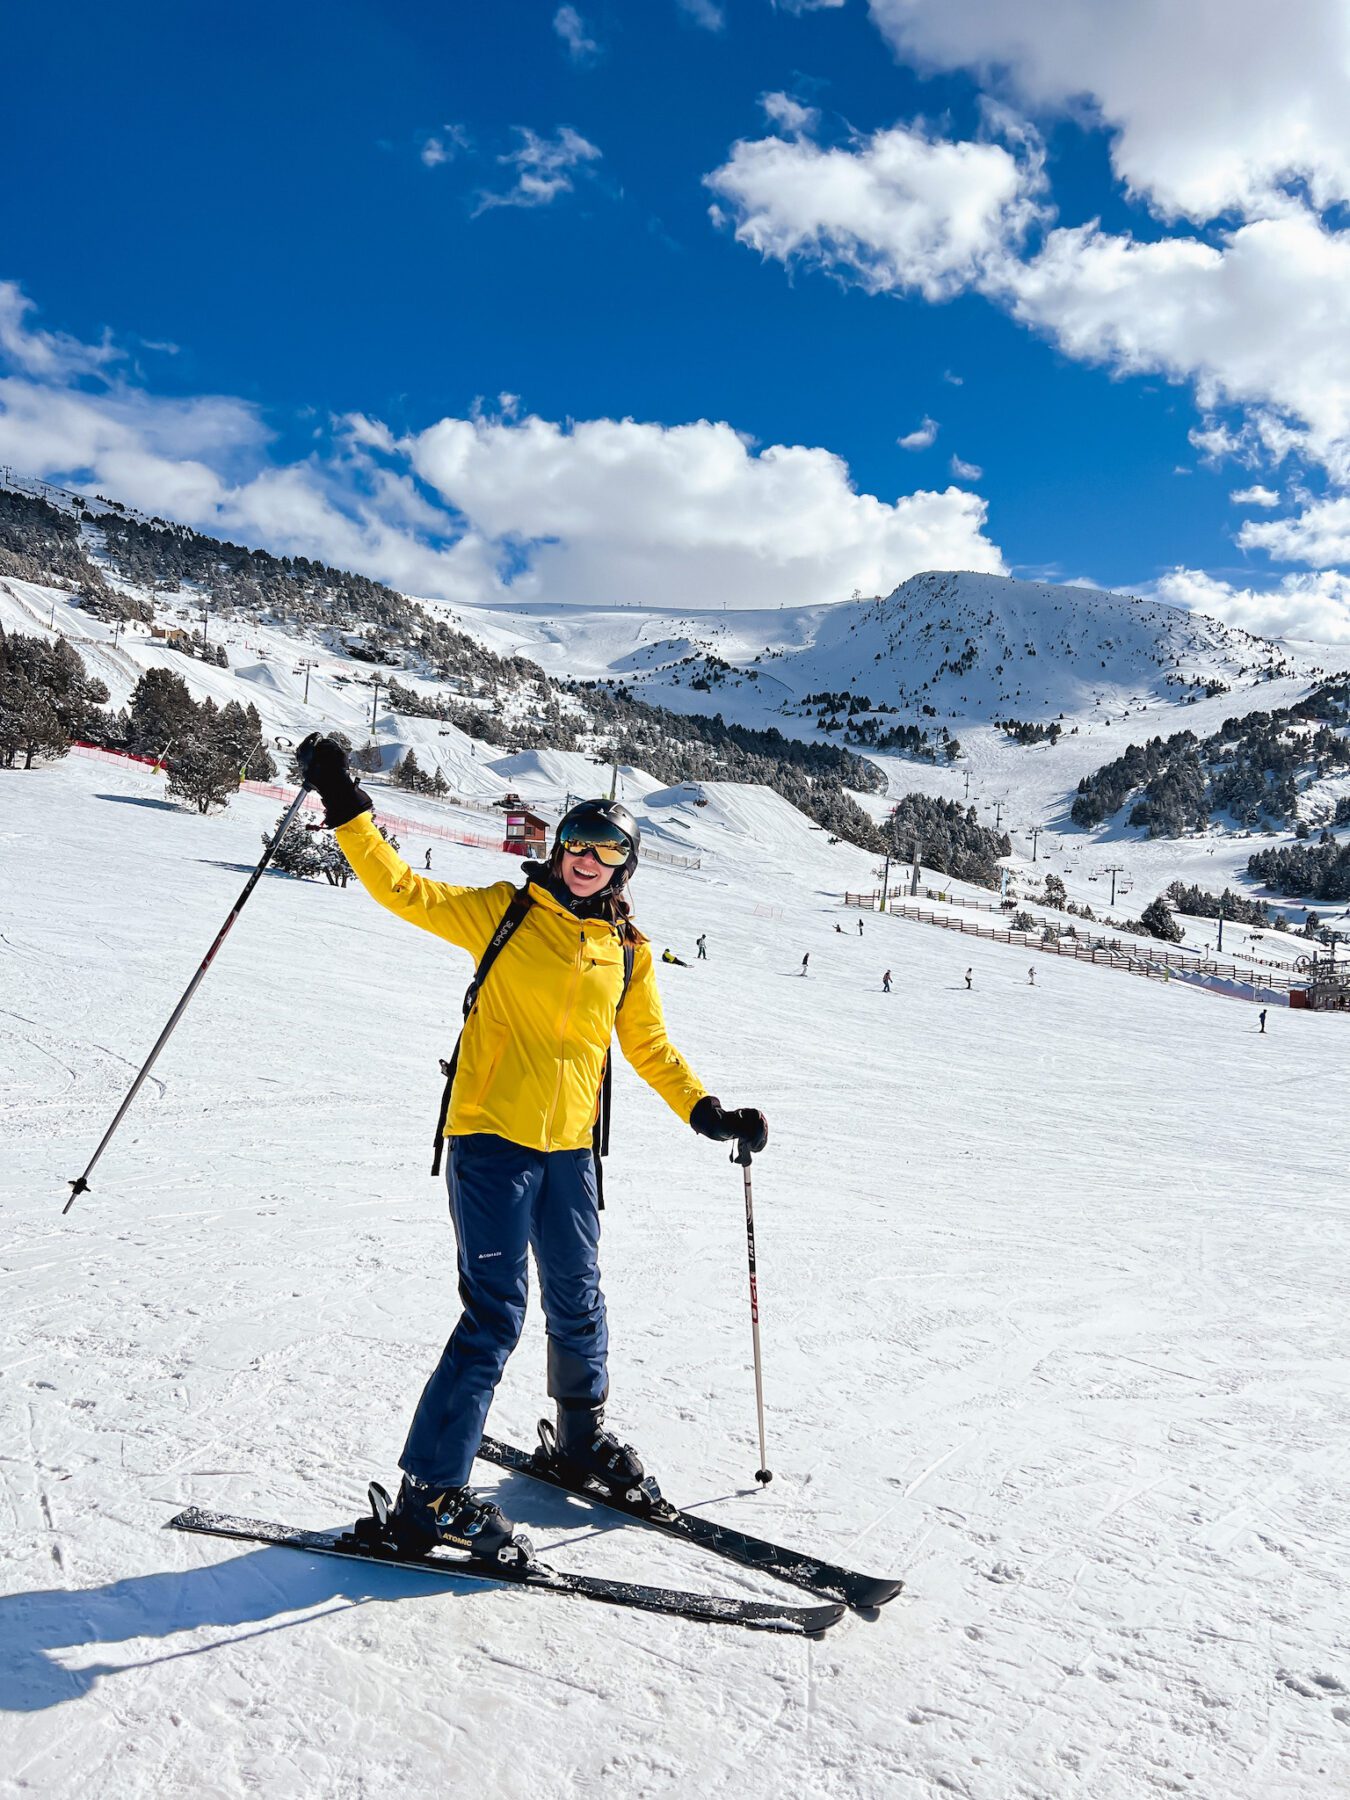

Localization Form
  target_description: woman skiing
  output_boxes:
[296,734,768,1563]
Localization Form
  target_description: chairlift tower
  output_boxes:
[1095,864,1128,907]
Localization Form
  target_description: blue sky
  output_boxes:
[3,1,1350,640]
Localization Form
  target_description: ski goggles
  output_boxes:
[558,822,632,867]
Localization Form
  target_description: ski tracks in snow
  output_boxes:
[2,755,1349,1798]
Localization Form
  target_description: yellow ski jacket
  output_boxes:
[334,813,708,1153]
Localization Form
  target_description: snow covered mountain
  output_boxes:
[447,568,1322,728]
[771,569,1303,717]
[5,471,1350,918]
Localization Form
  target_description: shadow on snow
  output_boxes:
[93,792,179,813]
[0,1540,494,1713]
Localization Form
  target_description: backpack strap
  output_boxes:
[430,885,535,1175]
[591,935,636,1210]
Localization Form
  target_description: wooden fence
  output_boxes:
[877,898,1302,997]
[847,882,1306,992]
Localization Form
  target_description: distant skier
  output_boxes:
[801,953,810,976]
[425,848,433,871]
[1028,966,1036,987]
[696,934,707,960]
[834,922,844,934]
[857,918,864,936]
[294,735,766,1564]
[964,967,973,990]
[1259,1008,1267,1034]
[662,947,689,967]
[882,970,892,993]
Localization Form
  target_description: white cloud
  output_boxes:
[420,126,469,169]
[0,282,118,381]
[773,0,847,12]
[338,413,398,455]
[0,282,1005,613]
[553,5,600,63]
[702,9,1350,527]
[1156,566,1350,645]
[868,0,1350,225]
[404,412,1005,606]
[898,415,938,450]
[677,0,725,29]
[705,115,1047,302]
[474,126,602,213]
[760,91,821,136]
[942,368,963,385]
[998,211,1350,486]
[706,103,1350,499]
[1238,496,1350,567]
[1230,485,1280,507]
[949,453,982,480]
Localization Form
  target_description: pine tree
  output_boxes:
[0,631,111,767]
[394,747,423,791]
[0,668,64,768]
[217,700,276,781]
[268,811,323,879]
[314,832,351,886]
[167,735,240,814]
[127,667,198,759]
[1139,896,1184,943]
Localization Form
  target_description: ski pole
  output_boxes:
[65,778,312,1214]
[734,1139,773,1485]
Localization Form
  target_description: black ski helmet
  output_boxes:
[553,797,641,886]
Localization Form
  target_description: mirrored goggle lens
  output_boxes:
[559,827,631,867]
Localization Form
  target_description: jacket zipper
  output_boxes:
[543,929,587,1149]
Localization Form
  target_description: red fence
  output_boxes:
[71,741,163,770]
[69,743,701,866]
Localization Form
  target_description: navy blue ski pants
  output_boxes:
[399,1134,610,1488]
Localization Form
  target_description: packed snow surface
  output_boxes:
[2,755,1347,1799]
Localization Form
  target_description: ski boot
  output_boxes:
[539,1403,661,1508]
[375,1475,531,1566]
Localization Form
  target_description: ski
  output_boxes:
[165,1505,845,1637]
[477,1431,903,1612]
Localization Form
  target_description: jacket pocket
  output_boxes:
[461,1018,510,1109]
[577,944,626,1046]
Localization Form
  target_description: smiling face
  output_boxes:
[560,845,614,899]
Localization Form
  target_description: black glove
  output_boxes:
[295,733,373,829]
[690,1095,769,1153]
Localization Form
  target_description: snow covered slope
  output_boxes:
[778,569,1304,715]
[6,531,1348,923]
[445,570,1324,726]
[2,754,1346,1799]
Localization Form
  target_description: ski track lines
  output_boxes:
[1,757,1348,1800]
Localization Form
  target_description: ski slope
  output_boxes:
[6,565,1348,928]
[2,754,1347,1799]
